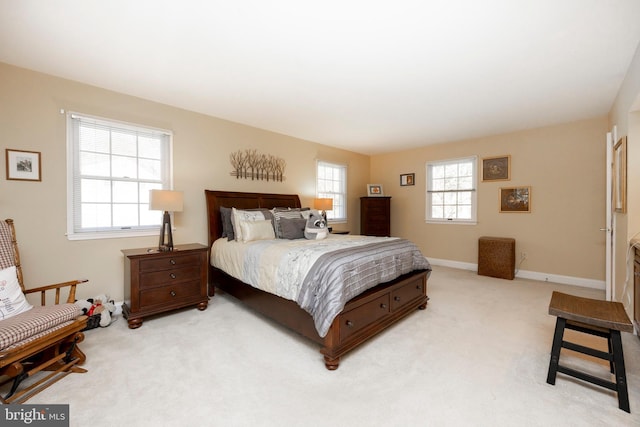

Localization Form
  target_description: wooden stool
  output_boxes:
[546,291,633,413]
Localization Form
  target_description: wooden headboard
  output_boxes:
[204,190,302,247]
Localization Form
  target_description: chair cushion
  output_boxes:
[0,265,33,320]
[0,220,15,270]
[0,303,81,351]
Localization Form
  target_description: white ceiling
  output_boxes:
[1,1,639,155]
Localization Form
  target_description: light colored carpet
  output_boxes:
[5,266,639,426]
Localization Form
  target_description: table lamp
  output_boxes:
[313,198,333,223]
[150,189,184,251]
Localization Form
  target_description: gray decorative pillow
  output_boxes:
[279,218,307,239]
[220,207,234,241]
[272,209,303,238]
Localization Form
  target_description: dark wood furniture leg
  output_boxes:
[546,291,633,413]
[546,317,565,385]
[610,330,630,413]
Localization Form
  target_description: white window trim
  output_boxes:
[425,155,478,225]
[66,112,174,240]
[316,160,348,223]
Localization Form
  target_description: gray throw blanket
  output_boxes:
[296,239,431,337]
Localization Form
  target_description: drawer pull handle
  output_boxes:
[394,296,401,302]
[380,303,387,309]
[170,290,176,297]
[170,259,176,265]
[346,320,354,328]
[170,273,176,279]
[416,285,422,290]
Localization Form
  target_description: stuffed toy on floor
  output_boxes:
[75,294,116,328]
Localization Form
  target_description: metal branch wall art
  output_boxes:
[229,149,286,182]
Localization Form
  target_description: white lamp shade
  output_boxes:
[149,190,184,212]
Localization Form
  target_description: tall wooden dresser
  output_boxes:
[360,196,391,236]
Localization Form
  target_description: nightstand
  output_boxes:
[331,230,350,235]
[122,243,209,329]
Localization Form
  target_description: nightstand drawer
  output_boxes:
[139,265,202,289]
[139,280,202,307]
[139,253,201,272]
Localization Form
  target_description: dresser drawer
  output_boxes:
[367,213,388,223]
[139,253,201,272]
[365,205,387,215]
[139,265,202,289]
[139,280,202,307]
[365,223,388,233]
[340,294,390,341]
[391,279,425,311]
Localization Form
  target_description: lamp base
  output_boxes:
[158,211,174,251]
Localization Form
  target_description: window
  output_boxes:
[67,113,172,240]
[316,161,347,222]
[426,156,477,224]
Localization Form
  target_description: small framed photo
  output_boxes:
[613,136,627,213]
[6,149,41,181]
[367,184,384,196]
[482,155,510,181]
[400,173,415,186]
[500,186,531,213]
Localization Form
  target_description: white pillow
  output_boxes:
[239,219,276,243]
[0,265,33,320]
[231,208,266,242]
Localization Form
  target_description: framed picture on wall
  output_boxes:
[400,173,415,186]
[499,186,531,213]
[482,155,510,181]
[613,136,627,213]
[6,149,41,181]
[367,184,384,196]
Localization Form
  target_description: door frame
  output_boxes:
[605,127,617,301]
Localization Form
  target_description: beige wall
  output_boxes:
[609,41,640,313]
[2,55,633,305]
[0,62,370,301]
[371,117,608,282]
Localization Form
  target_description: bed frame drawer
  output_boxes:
[391,280,426,311]
[340,294,390,341]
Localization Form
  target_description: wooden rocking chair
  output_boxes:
[0,219,89,403]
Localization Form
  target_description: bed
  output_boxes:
[205,190,431,370]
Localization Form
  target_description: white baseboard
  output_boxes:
[427,257,605,290]
[113,301,124,316]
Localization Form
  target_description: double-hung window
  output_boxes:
[426,156,477,224]
[67,113,172,240]
[316,161,347,222]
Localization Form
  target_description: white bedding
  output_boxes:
[210,234,395,301]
